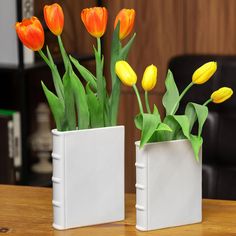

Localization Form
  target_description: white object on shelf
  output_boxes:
[52,126,125,230]
[135,139,202,231]
[0,0,34,65]
[30,103,52,174]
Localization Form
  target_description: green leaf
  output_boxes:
[104,95,111,127]
[184,103,196,132]
[135,105,161,131]
[110,79,121,126]
[57,35,69,71]
[109,22,122,126]
[161,115,190,141]
[134,113,143,130]
[190,134,203,162]
[46,46,64,101]
[62,64,76,130]
[162,70,180,115]
[120,33,136,60]
[70,55,97,91]
[172,115,190,139]
[94,46,106,114]
[86,83,104,128]
[140,113,161,148]
[109,23,136,126]
[41,81,66,131]
[156,123,172,132]
[153,105,161,122]
[110,21,122,87]
[185,102,208,137]
[149,122,173,143]
[70,70,89,129]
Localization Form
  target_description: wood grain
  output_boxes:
[185,0,236,54]
[1,185,236,235]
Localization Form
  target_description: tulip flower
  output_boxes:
[170,61,217,115]
[115,61,137,86]
[115,61,143,113]
[81,7,108,38]
[211,87,233,103]
[114,9,135,40]
[192,62,217,84]
[141,64,157,113]
[15,16,44,51]
[142,65,157,91]
[44,3,64,36]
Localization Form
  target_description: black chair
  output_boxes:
[168,55,236,200]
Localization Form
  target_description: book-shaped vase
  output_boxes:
[52,126,124,230]
[135,139,202,231]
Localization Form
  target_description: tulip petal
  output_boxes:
[114,9,135,40]
[81,7,107,38]
[44,3,64,36]
[211,87,233,103]
[15,16,44,51]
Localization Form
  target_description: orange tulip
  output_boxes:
[44,3,64,36]
[114,9,135,40]
[15,16,44,51]
[81,7,108,38]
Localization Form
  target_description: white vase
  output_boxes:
[51,126,124,230]
[135,139,202,231]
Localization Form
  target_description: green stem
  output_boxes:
[145,91,151,113]
[38,50,51,67]
[170,81,194,115]
[57,35,69,70]
[96,37,102,80]
[97,37,101,59]
[203,98,212,106]
[133,84,144,114]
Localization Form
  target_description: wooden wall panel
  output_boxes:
[185,0,236,54]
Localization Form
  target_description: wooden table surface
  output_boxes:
[1,185,236,236]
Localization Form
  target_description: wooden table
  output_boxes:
[1,185,236,235]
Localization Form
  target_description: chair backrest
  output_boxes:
[168,55,236,166]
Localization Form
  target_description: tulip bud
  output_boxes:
[114,9,135,40]
[115,61,137,86]
[15,16,44,51]
[81,7,108,38]
[211,87,233,103]
[44,3,64,36]
[142,65,157,91]
[192,62,217,84]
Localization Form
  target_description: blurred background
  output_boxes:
[1,0,236,199]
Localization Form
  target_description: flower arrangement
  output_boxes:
[15,3,136,131]
[115,61,233,160]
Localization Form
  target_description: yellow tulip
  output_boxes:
[192,62,217,84]
[141,64,157,91]
[211,87,233,103]
[115,61,137,86]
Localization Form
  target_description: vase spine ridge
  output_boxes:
[135,147,148,230]
[52,176,61,183]
[135,204,145,211]
[52,200,62,207]
[52,132,65,230]
[135,162,145,168]
[52,153,61,160]
[135,183,145,190]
